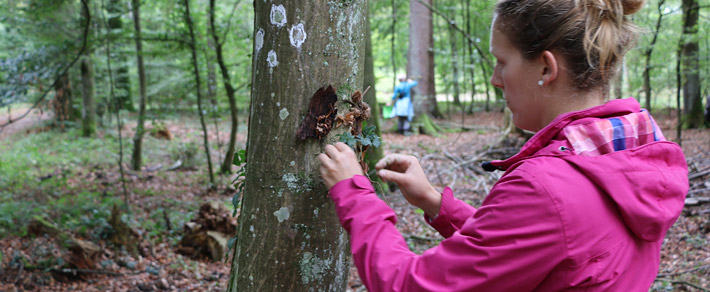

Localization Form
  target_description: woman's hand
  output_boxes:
[318,142,364,189]
[375,154,441,218]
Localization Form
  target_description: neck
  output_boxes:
[540,86,606,129]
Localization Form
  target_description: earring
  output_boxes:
[537,80,544,86]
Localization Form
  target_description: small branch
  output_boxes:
[657,264,710,278]
[413,0,493,68]
[403,233,440,242]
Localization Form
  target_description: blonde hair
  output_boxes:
[494,0,645,90]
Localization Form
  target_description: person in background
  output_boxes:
[319,0,688,291]
[388,73,418,135]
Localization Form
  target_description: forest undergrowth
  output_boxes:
[0,107,708,292]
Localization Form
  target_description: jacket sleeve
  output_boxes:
[329,172,566,292]
[424,187,477,238]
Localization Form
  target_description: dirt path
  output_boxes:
[0,106,53,141]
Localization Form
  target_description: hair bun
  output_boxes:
[622,0,645,15]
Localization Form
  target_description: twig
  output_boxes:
[689,168,710,180]
[654,279,710,292]
[657,264,710,278]
[50,268,123,277]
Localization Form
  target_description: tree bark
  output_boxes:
[107,0,133,111]
[680,0,703,128]
[228,1,366,290]
[209,0,240,175]
[80,1,95,137]
[130,0,147,171]
[80,56,96,137]
[642,0,666,112]
[448,24,461,107]
[183,0,216,187]
[408,0,441,119]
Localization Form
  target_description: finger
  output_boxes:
[324,144,339,158]
[317,153,331,165]
[333,142,352,153]
[377,169,408,184]
[375,154,400,170]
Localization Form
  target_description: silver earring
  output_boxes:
[537,80,544,86]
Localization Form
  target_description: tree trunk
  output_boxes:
[209,0,240,175]
[183,0,216,187]
[643,0,666,112]
[680,0,703,128]
[80,1,95,137]
[448,24,461,107]
[52,72,73,129]
[130,0,148,171]
[408,0,441,119]
[80,56,96,137]
[107,0,133,111]
[227,1,367,290]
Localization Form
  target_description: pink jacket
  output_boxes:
[329,98,688,291]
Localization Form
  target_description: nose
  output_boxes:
[490,66,503,89]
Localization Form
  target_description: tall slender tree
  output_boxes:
[642,0,667,112]
[80,0,96,137]
[228,1,367,290]
[130,0,148,171]
[107,0,133,111]
[183,0,216,187]
[209,0,241,175]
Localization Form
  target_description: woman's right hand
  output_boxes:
[375,154,442,218]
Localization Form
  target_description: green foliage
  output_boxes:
[231,149,247,217]
[337,124,382,149]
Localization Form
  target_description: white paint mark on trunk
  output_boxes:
[289,23,307,48]
[255,28,264,55]
[270,4,287,27]
[279,108,289,120]
[273,207,290,222]
[267,50,278,68]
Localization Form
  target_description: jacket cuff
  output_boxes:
[425,187,458,238]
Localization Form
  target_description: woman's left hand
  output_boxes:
[318,142,364,189]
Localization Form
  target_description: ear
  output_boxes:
[540,50,558,86]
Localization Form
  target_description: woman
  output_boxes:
[319,0,688,291]
[389,73,418,135]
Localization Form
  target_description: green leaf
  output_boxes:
[372,136,381,148]
[361,137,372,146]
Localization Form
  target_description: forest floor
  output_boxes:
[0,106,708,291]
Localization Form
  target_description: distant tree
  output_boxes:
[183,0,216,187]
[106,0,133,111]
[79,0,96,137]
[209,0,241,175]
[130,0,148,171]
[680,0,703,128]
[409,0,442,124]
[228,1,367,290]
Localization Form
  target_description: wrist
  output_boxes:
[420,188,442,219]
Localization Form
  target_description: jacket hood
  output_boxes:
[490,98,688,242]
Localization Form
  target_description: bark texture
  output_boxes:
[228,1,367,291]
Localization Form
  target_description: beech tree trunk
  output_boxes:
[364,2,388,192]
[408,0,440,119]
[680,0,703,128]
[228,1,366,290]
[130,0,148,171]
